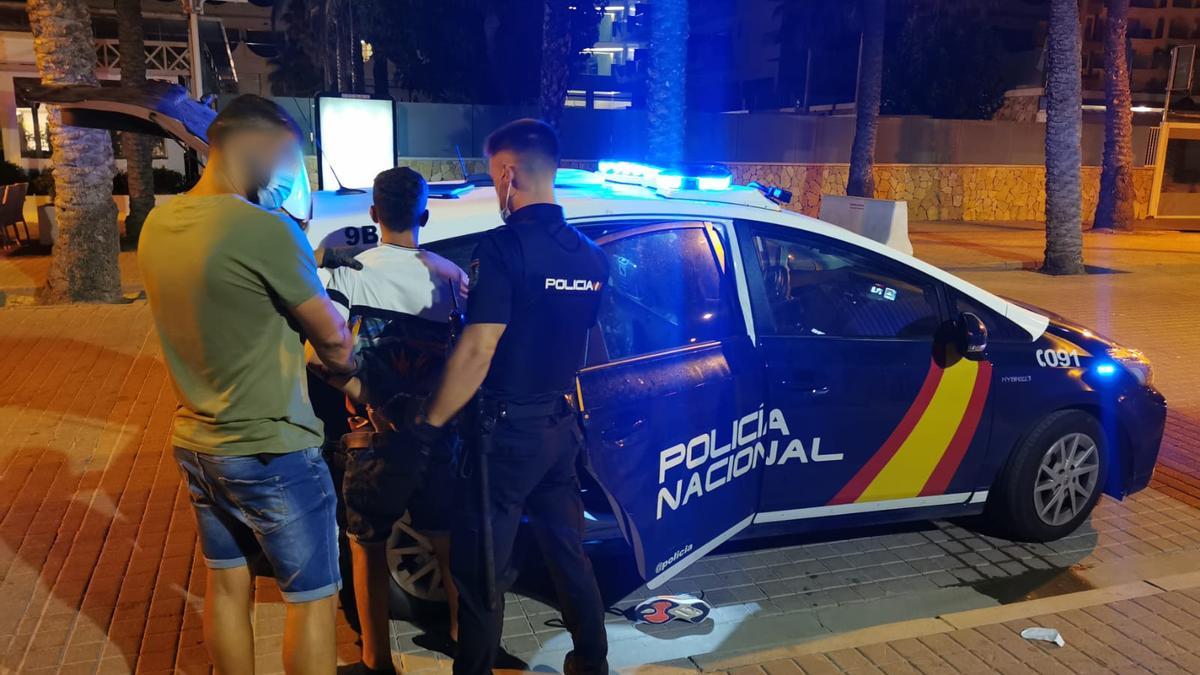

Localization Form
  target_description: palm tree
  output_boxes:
[28,0,122,303]
[1043,0,1086,274]
[115,0,155,246]
[540,0,573,128]
[540,1,606,129]
[1093,0,1135,232]
[647,0,688,164]
[846,0,884,198]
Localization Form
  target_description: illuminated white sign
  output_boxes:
[317,97,395,190]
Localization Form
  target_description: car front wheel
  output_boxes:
[988,410,1107,542]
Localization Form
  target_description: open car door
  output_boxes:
[575,221,766,589]
[19,81,312,221]
[19,81,214,154]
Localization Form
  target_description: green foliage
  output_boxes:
[267,0,604,106]
[113,168,192,195]
[0,160,27,186]
[880,0,1010,119]
[773,0,861,108]
[358,0,497,102]
[269,0,326,96]
[27,168,53,197]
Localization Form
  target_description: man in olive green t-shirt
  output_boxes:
[139,95,355,675]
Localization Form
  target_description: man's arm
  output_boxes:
[423,322,506,427]
[292,294,357,375]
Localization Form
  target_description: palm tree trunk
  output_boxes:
[335,0,352,93]
[349,2,365,94]
[319,1,336,91]
[28,0,121,304]
[540,0,572,129]
[647,0,688,164]
[1043,0,1086,274]
[846,0,884,198]
[115,0,155,247]
[1093,0,1135,232]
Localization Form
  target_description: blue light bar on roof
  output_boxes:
[597,160,662,185]
[655,165,734,192]
[597,160,734,192]
[555,168,605,188]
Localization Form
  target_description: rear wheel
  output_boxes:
[386,514,449,623]
[987,410,1106,542]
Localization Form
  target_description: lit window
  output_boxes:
[16,106,50,159]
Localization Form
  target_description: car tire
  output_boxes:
[385,514,450,624]
[987,409,1107,543]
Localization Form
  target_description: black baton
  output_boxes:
[476,400,498,611]
[446,280,498,611]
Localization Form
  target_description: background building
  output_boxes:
[1081,0,1200,102]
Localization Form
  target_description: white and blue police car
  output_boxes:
[37,84,1166,611]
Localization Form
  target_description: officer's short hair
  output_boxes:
[373,167,428,231]
[208,95,302,148]
[484,119,559,173]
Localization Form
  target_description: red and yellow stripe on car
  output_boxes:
[830,357,992,505]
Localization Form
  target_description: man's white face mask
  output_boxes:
[255,144,310,219]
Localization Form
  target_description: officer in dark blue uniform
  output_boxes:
[414,119,610,675]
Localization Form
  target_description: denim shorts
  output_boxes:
[174,446,341,603]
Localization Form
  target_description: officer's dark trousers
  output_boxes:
[451,411,608,675]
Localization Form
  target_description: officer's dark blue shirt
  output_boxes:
[466,203,609,401]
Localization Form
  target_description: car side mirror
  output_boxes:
[957,312,988,360]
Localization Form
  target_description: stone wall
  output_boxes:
[728,163,1155,224]
[386,157,1154,225]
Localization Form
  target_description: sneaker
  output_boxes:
[633,594,712,625]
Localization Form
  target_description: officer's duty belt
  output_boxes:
[481,394,574,421]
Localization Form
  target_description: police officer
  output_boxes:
[413,119,610,675]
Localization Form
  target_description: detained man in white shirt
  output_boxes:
[311,167,467,674]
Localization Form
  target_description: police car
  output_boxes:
[343,163,1166,599]
[36,84,1166,604]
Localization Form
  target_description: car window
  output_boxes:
[424,234,481,271]
[752,232,942,339]
[952,291,1028,342]
[598,227,734,360]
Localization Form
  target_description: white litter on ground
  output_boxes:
[1020,626,1066,647]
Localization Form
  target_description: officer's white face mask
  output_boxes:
[499,169,515,222]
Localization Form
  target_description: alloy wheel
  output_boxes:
[385,513,447,602]
[1033,432,1100,527]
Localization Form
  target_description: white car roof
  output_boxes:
[309,180,1049,341]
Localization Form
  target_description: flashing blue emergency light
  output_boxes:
[1095,363,1118,377]
[597,160,734,192]
[555,168,606,188]
[656,173,684,190]
[698,175,734,191]
[597,160,662,186]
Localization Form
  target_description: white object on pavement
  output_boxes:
[1020,627,1065,647]
[818,194,913,255]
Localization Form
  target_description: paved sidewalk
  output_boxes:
[695,571,1200,675]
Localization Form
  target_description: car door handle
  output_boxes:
[600,418,647,445]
